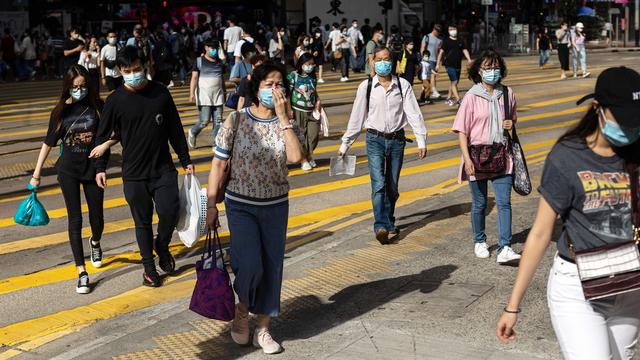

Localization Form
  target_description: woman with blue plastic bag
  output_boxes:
[30,64,115,294]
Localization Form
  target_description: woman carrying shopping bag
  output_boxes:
[497,67,640,360]
[30,64,115,294]
[452,49,521,264]
[206,63,304,354]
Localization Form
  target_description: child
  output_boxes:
[419,50,434,105]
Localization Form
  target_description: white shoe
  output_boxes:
[497,246,521,264]
[301,161,313,171]
[340,77,349,82]
[582,72,591,78]
[253,327,283,354]
[187,131,196,149]
[573,73,578,78]
[230,309,250,345]
[430,90,441,99]
[474,242,490,259]
[317,78,325,83]
[167,80,174,88]
[560,74,567,80]
[309,159,317,168]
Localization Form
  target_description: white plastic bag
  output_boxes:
[329,156,356,176]
[177,174,207,247]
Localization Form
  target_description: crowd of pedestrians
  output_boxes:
[20,13,640,359]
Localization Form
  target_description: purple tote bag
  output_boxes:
[189,229,235,321]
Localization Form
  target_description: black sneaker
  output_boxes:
[90,237,103,268]
[142,269,162,287]
[158,251,176,275]
[76,271,91,294]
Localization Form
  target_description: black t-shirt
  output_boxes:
[45,102,101,181]
[441,37,466,69]
[95,81,192,180]
[539,138,635,259]
[538,35,551,51]
[63,38,84,69]
[237,76,252,108]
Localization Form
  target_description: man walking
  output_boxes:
[223,16,243,69]
[347,19,364,72]
[339,46,427,244]
[365,27,384,77]
[420,24,443,99]
[99,29,123,91]
[436,25,471,106]
[94,46,193,287]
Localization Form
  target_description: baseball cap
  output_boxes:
[575,22,584,29]
[577,67,640,129]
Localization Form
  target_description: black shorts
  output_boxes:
[314,54,325,65]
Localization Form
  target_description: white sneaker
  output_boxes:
[430,90,441,99]
[317,78,325,83]
[474,242,490,259]
[582,72,591,78]
[560,73,567,80]
[497,246,521,264]
[187,131,196,149]
[309,159,317,168]
[253,327,283,354]
[167,80,174,88]
[573,73,578,78]
[301,161,313,171]
[340,77,349,82]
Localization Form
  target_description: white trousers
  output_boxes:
[547,254,640,360]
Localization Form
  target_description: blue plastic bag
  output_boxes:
[13,183,50,226]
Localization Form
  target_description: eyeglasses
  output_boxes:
[481,67,500,71]
[71,85,87,91]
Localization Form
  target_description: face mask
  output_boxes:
[353,24,358,28]
[342,32,347,36]
[303,40,309,46]
[208,48,218,58]
[108,37,117,45]
[374,60,392,76]
[407,44,414,50]
[449,30,458,37]
[599,108,640,147]
[315,33,321,38]
[123,71,146,88]
[302,64,315,74]
[258,88,275,108]
[481,69,501,85]
[422,55,429,62]
[279,31,285,36]
[69,87,87,101]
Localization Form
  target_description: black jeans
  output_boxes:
[557,43,570,71]
[58,173,104,266]
[123,171,179,268]
[341,48,350,78]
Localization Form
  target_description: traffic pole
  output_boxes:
[635,0,639,46]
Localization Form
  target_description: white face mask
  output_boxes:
[449,30,457,37]
[407,44,414,50]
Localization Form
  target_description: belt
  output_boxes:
[558,253,576,264]
[366,129,413,142]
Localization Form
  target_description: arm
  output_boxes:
[457,131,474,177]
[205,112,237,228]
[223,39,228,52]
[89,139,117,158]
[189,71,198,103]
[402,80,427,159]
[237,96,245,110]
[29,144,53,188]
[166,92,193,172]
[339,82,368,155]
[229,64,241,84]
[420,37,426,54]
[436,48,444,71]
[463,48,472,62]
[273,88,304,163]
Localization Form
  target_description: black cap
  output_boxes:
[576,66,640,129]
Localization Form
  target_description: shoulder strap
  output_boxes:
[502,85,510,120]
[366,76,373,114]
[396,75,403,100]
[197,56,202,70]
[628,161,640,238]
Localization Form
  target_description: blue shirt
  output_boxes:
[230,61,252,80]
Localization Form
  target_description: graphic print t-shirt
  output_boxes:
[45,102,100,180]
[539,138,634,259]
[287,71,317,112]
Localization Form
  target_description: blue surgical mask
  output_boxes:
[374,60,392,76]
[208,48,218,58]
[303,40,310,46]
[123,71,146,88]
[69,87,87,101]
[258,88,275,108]
[600,108,640,147]
[482,69,501,85]
[302,64,315,74]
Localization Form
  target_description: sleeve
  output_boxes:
[237,78,248,97]
[452,95,473,135]
[94,96,116,173]
[401,79,427,148]
[223,28,230,41]
[191,56,200,72]
[44,113,61,147]
[214,112,238,161]
[98,47,105,61]
[165,90,192,168]
[230,63,240,78]
[538,151,573,216]
[339,81,369,154]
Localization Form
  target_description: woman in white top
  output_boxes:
[18,30,36,80]
[268,27,285,64]
[78,36,100,94]
[293,34,311,66]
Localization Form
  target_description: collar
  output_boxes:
[372,75,400,89]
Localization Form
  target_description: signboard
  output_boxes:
[481,0,493,5]
[101,20,113,34]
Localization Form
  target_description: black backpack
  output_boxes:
[389,34,404,53]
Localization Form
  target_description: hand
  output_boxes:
[338,150,346,158]
[101,78,106,87]
[503,120,513,130]
[418,148,427,160]
[96,172,107,189]
[29,177,40,189]
[188,94,195,103]
[272,87,288,119]
[464,159,475,177]
[206,206,219,228]
[496,312,518,344]
[184,164,195,175]
[89,144,108,158]
[435,65,440,73]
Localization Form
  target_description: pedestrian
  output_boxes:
[63,28,85,72]
[396,38,418,85]
[347,19,364,72]
[421,24,443,99]
[234,29,257,64]
[556,21,571,80]
[236,54,267,110]
[99,30,123,91]
[206,63,304,354]
[311,29,325,83]
[78,35,100,94]
[293,34,311,66]
[267,27,284,64]
[18,30,37,80]
[337,25,355,82]
[497,66,640,359]
[361,18,373,44]
[418,50,434,105]
[152,31,175,87]
[169,26,186,87]
[571,22,590,78]
[339,46,427,244]
[536,29,552,68]
[188,39,226,149]
[386,25,404,74]
[365,28,384,77]
[229,42,256,84]
[452,48,521,264]
[223,16,243,68]
[436,24,471,106]
[94,46,194,288]
[327,23,341,73]
[1,28,16,80]
[31,65,112,294]
[288,52,321,171]
[126,24,154,78]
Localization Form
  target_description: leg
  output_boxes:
[491,175,513,251]
[82,180,105,242]
[384,138,405,231]
[341,50,348,78]
[366,132,391,232]
[318,64,323,79]
[580,47,587,75]
[295,110,310,157]
[123,180,155,267]
[468,179,488,244]
[572,47,578,75]
[451,77,461,101]
[58,174,86,269]
[606,293,640,360]
[151,171,180,254]
[191,105,212,138]
[211,105,224,146]
[306,117,320,157]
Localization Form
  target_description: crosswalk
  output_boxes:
[0,53,630,359]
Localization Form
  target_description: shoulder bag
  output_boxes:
[467,87,507,176]
[503,86,532,196]
[569,162,640,300]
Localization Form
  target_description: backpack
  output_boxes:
[365,75,403,113]
[389,34,404,53]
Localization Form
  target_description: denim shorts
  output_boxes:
[446,67,461,81]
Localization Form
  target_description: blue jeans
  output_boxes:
[572,44,587,75]
[225,198,288,317]
[226,51,235,70]
[190,105,223,146]
[366,131,405,233]
[539,50,550,67]
[469,175,513,251]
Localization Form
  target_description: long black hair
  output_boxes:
[50,65,103,132]
[467,48,508,84]
[295,52,316,78]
